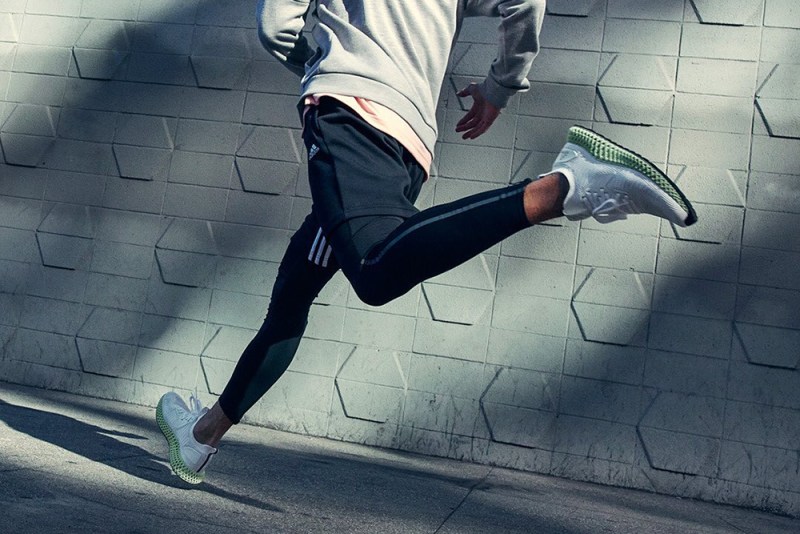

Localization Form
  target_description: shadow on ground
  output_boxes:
[0,398,283,513]
[5,386,798,534]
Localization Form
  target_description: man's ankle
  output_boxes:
[193,415,212,446]
[192,402,232,448]
[523,173,569,224]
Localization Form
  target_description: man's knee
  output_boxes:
[353,284,393,308]
[350,274,398,307]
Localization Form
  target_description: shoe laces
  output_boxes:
[178,394,208,425]
[583,189,633,222]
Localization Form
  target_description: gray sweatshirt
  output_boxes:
[257,0,546,155]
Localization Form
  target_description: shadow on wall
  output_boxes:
[475,0,800,513]
[0,0,311,402]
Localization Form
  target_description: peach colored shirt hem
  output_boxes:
[304,94,432,178]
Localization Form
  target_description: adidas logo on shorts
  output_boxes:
[308,144,320,160]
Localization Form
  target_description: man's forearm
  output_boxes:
[257,0,315,76]
[467,0,547,109]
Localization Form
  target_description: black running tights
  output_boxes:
[217,180,531,423]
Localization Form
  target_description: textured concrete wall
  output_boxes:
[1,0,799,516]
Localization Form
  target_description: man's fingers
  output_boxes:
[456,108,476,126]
[455,85,499,138]
[457,116,482,133]
[457,84,477,98]
[457,103,495,131]
[456,115,481,133]
[456,107,478,129]
[456,111,480,128]
[458,109,494,136]
[461,121,488,139]
[462,109,499,138]
[470,126,488,139]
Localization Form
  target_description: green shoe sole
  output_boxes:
[156,397,205,485]
[567,125,698,226]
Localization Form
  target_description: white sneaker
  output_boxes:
[549,126,697,227]
[156,392,217,484]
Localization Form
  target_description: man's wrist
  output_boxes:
[478,77,516,110]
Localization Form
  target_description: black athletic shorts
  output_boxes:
[301,97,426,263]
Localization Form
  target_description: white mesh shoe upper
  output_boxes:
[552,143,688,226]
[160,392,217,473]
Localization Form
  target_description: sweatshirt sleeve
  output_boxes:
[257,0,315,77]
[466,0,546,109]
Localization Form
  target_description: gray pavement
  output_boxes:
[1,381,798,534]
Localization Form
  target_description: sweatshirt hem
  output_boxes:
[302,73,439,157]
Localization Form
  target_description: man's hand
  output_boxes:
[455,83,501,140]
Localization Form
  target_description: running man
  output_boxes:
[157,0,697,484]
